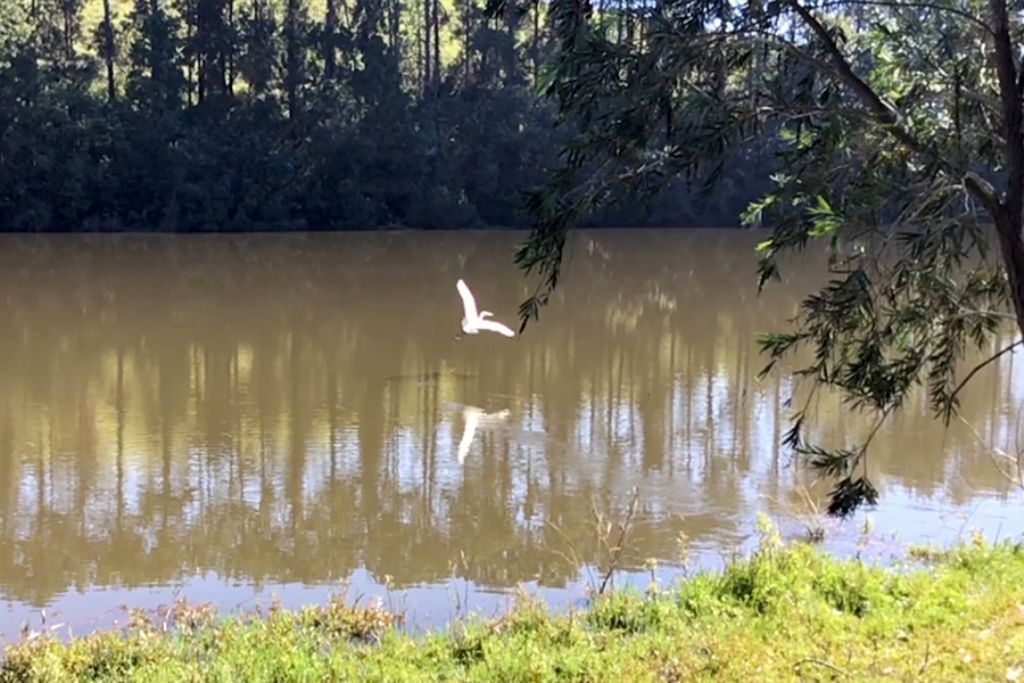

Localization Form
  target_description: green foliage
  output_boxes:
[4,533,1024,681]
[518,0,1024,515]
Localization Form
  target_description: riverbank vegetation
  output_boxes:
[4,526,1024,681]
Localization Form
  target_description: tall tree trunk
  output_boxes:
[989,0,1024,338]
[626,0,635,45]
[417,9,424,85]
[532,0,539,86]
[993,210,1024,335]
[616,0,624,44]
[63,5,74,61]
[423,0,432,93]
[101,0,116,101]
[463,0,471,83]
[197,0,227,100]
[432,0,441,90]
[285,0,301,119]
[226,0,236,93]
[185,0,196,105]
[248,0,269,95]
[390,0,400,49]
[502,11,515,85]
[480,12,488,77]
[325,0,338,80]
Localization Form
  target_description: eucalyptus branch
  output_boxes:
[812,0,993,35]
[964,172,1002,219]
[752,33,852,87]
[764,4,995,212]
[786,0,935,158]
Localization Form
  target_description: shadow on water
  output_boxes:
[0,229,1020,638]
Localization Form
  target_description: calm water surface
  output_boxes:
[0,229,1021,639]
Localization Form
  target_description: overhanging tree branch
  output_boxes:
[785,0,933,157]
[786,0,1010,220]
[528,0,1024,517]
[813,0,993,35]
[965,172,1001,217]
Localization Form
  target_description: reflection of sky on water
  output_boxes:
[0,229,1020,639]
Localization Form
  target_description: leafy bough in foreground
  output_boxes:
[515,0,1024,515]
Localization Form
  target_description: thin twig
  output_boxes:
[793,657,850,677]
[946,338,1024,420]
[862,404,895,452]
[957,413,1024,490]
[918,642,932,675]
[597,487,641,595]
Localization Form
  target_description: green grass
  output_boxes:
[4,526,1024,681]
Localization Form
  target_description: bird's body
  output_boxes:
[456,279,516,338]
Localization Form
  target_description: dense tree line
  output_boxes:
[0,0,767,231]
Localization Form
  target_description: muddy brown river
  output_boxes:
[0,229,1020,639]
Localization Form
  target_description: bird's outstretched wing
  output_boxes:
[476,319,516,337]
[456,279,478,321]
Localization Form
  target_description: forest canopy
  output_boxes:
[0,0,763,230]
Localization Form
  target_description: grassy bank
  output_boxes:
[4,528,1024,681]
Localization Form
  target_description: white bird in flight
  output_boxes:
[456,279,516,338]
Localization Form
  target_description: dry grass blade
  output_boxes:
[596,487,641,596]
